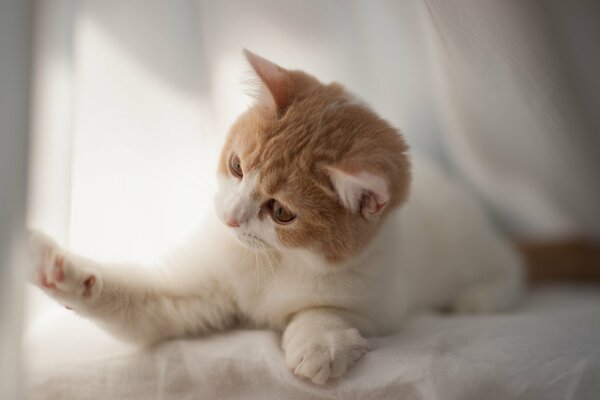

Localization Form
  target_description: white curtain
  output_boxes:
[25,0,600,318]
[0,1,33,398]
[29,1,600,261]
[424,0,600,238]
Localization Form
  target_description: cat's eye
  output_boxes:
[269,200,296,224]
[229,154,243,178]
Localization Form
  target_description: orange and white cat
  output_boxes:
[30,50,524,384]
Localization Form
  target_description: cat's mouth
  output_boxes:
[236,231,271,251]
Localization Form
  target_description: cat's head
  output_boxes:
[214,50,410,263]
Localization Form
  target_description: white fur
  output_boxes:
[31,154,524,384]
[214,171,279,250]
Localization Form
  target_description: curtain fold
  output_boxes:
[28,0,77,244]
[423,0,600,238]
[0,1,33,398]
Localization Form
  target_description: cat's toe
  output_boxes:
[29,231,101,307]
[30,232,62,287]
[55,260,101,305]
[285,328,369,384]
[290,345,333,384]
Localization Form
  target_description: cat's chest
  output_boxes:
[228,258,368,330]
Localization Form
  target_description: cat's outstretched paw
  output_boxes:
[284,328,369,385]
[29,231,102,309]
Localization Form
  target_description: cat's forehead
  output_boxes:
[226,86,394,205]
[248,145,317,199]
[239,98,354,161]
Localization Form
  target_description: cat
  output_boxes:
[30,49,524,385]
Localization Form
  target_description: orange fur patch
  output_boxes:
[219,62,410,263]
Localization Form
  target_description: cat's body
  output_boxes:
[170,154,521,334]
[31,51,524,384]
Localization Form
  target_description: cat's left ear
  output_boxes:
[325,165,390,219]
[244,49,292,116]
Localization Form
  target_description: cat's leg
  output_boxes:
[30,231,238,344]
[282,308,370,385]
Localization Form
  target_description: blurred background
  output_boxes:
[1,0,599,397]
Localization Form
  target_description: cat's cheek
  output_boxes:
[274,223,312,251]
[257,219,280,249]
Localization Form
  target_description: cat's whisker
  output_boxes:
[253,249,262,304]
[254,243,277,295]
[263,247,278,279]
[258,244,276,282]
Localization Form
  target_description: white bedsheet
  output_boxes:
[25,285,600,400]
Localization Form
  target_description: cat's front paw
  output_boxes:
[284,328,369,385]
[29,231,102,309]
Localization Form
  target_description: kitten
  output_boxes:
[30,50,524,384]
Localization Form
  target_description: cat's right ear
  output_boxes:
[325,164,390,219]
[244,49,292,116]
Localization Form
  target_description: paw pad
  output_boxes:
[29,230,102,305]
[83,276,96,297]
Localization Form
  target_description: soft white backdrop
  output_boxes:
[28,0,600,266]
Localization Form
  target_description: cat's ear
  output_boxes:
[244,49,292,116]
[325,165,390,218]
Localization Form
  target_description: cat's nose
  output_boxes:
[224,198,251,227]
[225,216,240,228]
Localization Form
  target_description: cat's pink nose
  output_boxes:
[225,217,240,228]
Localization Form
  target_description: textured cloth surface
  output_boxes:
[25,286,600,400]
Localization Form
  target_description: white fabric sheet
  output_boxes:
[25,285,600,400]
